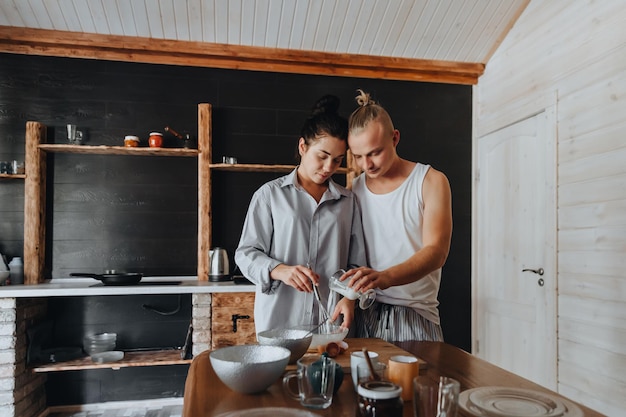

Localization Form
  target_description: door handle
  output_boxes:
[522,267,544,276]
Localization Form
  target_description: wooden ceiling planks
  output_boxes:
[0,26,484,84]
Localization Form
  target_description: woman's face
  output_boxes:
[298,135,347,185]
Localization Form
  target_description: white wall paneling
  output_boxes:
[474,1,626,415]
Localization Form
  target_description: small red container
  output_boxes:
[148,132,163,148]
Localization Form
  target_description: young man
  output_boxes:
[332,90,453,342]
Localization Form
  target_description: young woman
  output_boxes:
[235,95,366,333]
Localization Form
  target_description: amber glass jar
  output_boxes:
[148,132,163,148]
[124,135,139,147]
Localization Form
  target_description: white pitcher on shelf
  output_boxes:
[8,257,24,285]
[0,253,9,285]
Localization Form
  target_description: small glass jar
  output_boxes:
[148,132,163,148]
[124,135,140,147]
[330,269,376,309]
[357,380,403,417]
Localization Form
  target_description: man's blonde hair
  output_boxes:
[348,89,395,136]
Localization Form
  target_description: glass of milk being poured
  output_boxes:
[329,269,376,309]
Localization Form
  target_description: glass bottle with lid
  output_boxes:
[148,132,163,148]
[329,269,376,309]
[357,380,403,417]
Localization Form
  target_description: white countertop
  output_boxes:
[0,276,256,297]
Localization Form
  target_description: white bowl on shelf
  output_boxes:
[91,350,124,363]
[83,333,117,355]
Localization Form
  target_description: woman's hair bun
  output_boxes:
[311,94,341,116]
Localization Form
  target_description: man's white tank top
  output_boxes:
[352,163,441,324]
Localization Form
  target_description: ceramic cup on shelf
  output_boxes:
[0,253,9,285]
[8,257,24,285]
[66,124,84,145]
[11,160,25,175]
[66,124,77,143]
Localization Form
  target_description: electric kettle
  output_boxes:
[209,247,230,282]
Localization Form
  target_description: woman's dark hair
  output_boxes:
[300,95,348,146]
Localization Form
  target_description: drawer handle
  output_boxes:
[232,314,251,333]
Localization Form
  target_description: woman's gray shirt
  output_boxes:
[235,168,367,333]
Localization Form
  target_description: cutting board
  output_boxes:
[287,337,426,371]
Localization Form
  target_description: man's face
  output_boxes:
[348,121,397,179]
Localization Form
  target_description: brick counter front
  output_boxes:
[0,298,47,417]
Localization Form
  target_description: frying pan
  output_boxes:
[70,272,143,286]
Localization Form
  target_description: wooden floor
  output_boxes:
[46,401,183,417]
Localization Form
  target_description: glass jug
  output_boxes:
[329,269,376,309]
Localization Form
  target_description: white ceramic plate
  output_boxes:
[459,387,583,417]
[214,407,321,417]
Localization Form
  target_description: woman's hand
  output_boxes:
[270,264,319,292]
[332,297,356,328]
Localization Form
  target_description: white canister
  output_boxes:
[8,257,24,285]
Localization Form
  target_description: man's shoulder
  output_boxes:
[423,165,450,184]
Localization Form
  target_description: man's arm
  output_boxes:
[349,168,453,292]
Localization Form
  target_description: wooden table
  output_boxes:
[396,341,605,417]
[183,339,605,417]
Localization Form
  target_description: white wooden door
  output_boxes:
[474,108,557,389]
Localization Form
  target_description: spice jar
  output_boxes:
[124,135,140,147]
[148,132,163,148]
[357,380,403,417]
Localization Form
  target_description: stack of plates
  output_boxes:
[459,387,583,417]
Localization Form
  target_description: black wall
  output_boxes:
[0,52,472,402]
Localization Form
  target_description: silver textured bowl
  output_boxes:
[294,324,349,349]
[209,345,291,394]
[257,328,313,364]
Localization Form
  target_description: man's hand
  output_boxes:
[340,267,390,293]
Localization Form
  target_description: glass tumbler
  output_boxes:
[330,269,376,309]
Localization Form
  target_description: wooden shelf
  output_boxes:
[210,163,350,174]
[0,173,26,179]
[31,349,192,373]
[38,144,198,157]
[24,108,213,284]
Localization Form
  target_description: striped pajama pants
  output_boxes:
[353,301,444,343]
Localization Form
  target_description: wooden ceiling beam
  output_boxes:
[0,26,484,85]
